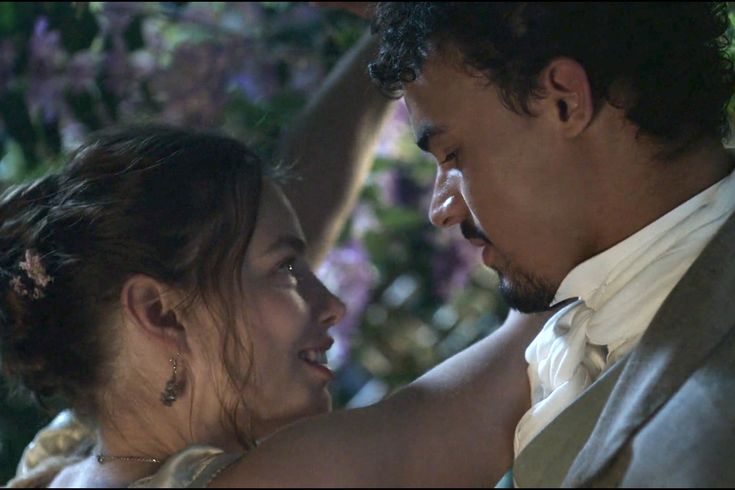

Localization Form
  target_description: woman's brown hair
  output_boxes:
[0,124,283,449]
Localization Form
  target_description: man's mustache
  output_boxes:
[460,220,491,243]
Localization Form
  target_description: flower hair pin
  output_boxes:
[10,249,54,300]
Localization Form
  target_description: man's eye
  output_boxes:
[442,149,459,164]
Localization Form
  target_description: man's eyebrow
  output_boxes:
[264,235,307,256]
[416,124,447,152]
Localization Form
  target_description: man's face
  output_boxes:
[404,54,591,312]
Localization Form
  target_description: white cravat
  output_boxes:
[514,169,735,458]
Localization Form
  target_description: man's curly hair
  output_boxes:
[369,2,735,158]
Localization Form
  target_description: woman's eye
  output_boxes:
[278,259,297,275]
[276,258,303,284]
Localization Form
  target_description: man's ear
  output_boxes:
[537,57,595,138]
[121,274,189,352]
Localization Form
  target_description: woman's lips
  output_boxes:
[298,338,335,381]
[300,356,335,381]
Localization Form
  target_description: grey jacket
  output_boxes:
[516,207,735,487]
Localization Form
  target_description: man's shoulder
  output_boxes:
[617,324,735,487]
[564,209,735,487]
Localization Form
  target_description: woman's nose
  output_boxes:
[319,288,347,328]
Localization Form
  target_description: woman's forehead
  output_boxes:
[249,182,305,254]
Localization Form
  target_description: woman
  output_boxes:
[1,124,550,488]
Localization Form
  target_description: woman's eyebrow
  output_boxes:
[263,235,307,256]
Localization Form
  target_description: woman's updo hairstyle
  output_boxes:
[0,125,278,422]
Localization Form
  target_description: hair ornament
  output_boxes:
[10,249,53,300]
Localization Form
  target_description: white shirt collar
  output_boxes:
[553,169,735,309]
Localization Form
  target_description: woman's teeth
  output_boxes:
[299,350,328,365]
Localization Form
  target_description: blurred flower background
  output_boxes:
[0,3,509,480]
[1,2,734,483]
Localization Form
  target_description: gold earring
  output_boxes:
[160,354,180,407]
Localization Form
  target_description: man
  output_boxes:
[369,2,735,487]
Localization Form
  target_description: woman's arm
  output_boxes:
[213,308,553,487]
[277,30,395,267]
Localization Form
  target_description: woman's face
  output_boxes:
[198,181,346,441]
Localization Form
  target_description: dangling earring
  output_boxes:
[160,354,181,407]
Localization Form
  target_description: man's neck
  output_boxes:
[587,139,733,258]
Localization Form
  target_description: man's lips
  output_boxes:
[467,237,492,248]
[481,243,496,267]
[465,237,497,267]
[460,220,492,244]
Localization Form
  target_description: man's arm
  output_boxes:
[277,31,395,266]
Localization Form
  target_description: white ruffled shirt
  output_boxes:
[514,169,735,458]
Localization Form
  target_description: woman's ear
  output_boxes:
[121,274,189,352]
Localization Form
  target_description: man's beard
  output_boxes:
[459,219,559,312]
[496,262,558,313]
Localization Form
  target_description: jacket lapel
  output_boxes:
[563,209,735,487]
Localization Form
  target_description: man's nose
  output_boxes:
[429,171,467,228]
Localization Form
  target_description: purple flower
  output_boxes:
[375,167,423,208]
[129,50,156,79]
[67,51,99,94]
[59,115,86,152]
[141,16,166,54]
[149,41,236,125]
[103,44,134,98]
[375,101,410,159]
[350,202,381,239]
[230,57,279,103]
[27,17,67,122]
[231,2,266,23]
[317,240,378,366]
[114,92,146,124]
[430,226,481,301]
[97,3,148,98]
[98,2,143,38]
[29,17,62,65]
[288,59,325,94]
[271,4,322,31]
[178,3,222,30]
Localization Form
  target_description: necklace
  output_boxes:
[96,454,162,464]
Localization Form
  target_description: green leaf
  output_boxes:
[0,90,38,173]
[66,90,102,129]
[124,15,146,51]
[375,207,424,232]
[40,119,62,157]
[0,3,16,35]
[46,2,99,53]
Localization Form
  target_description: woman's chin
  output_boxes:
[302,391,333,418]
[251,396,332,438]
